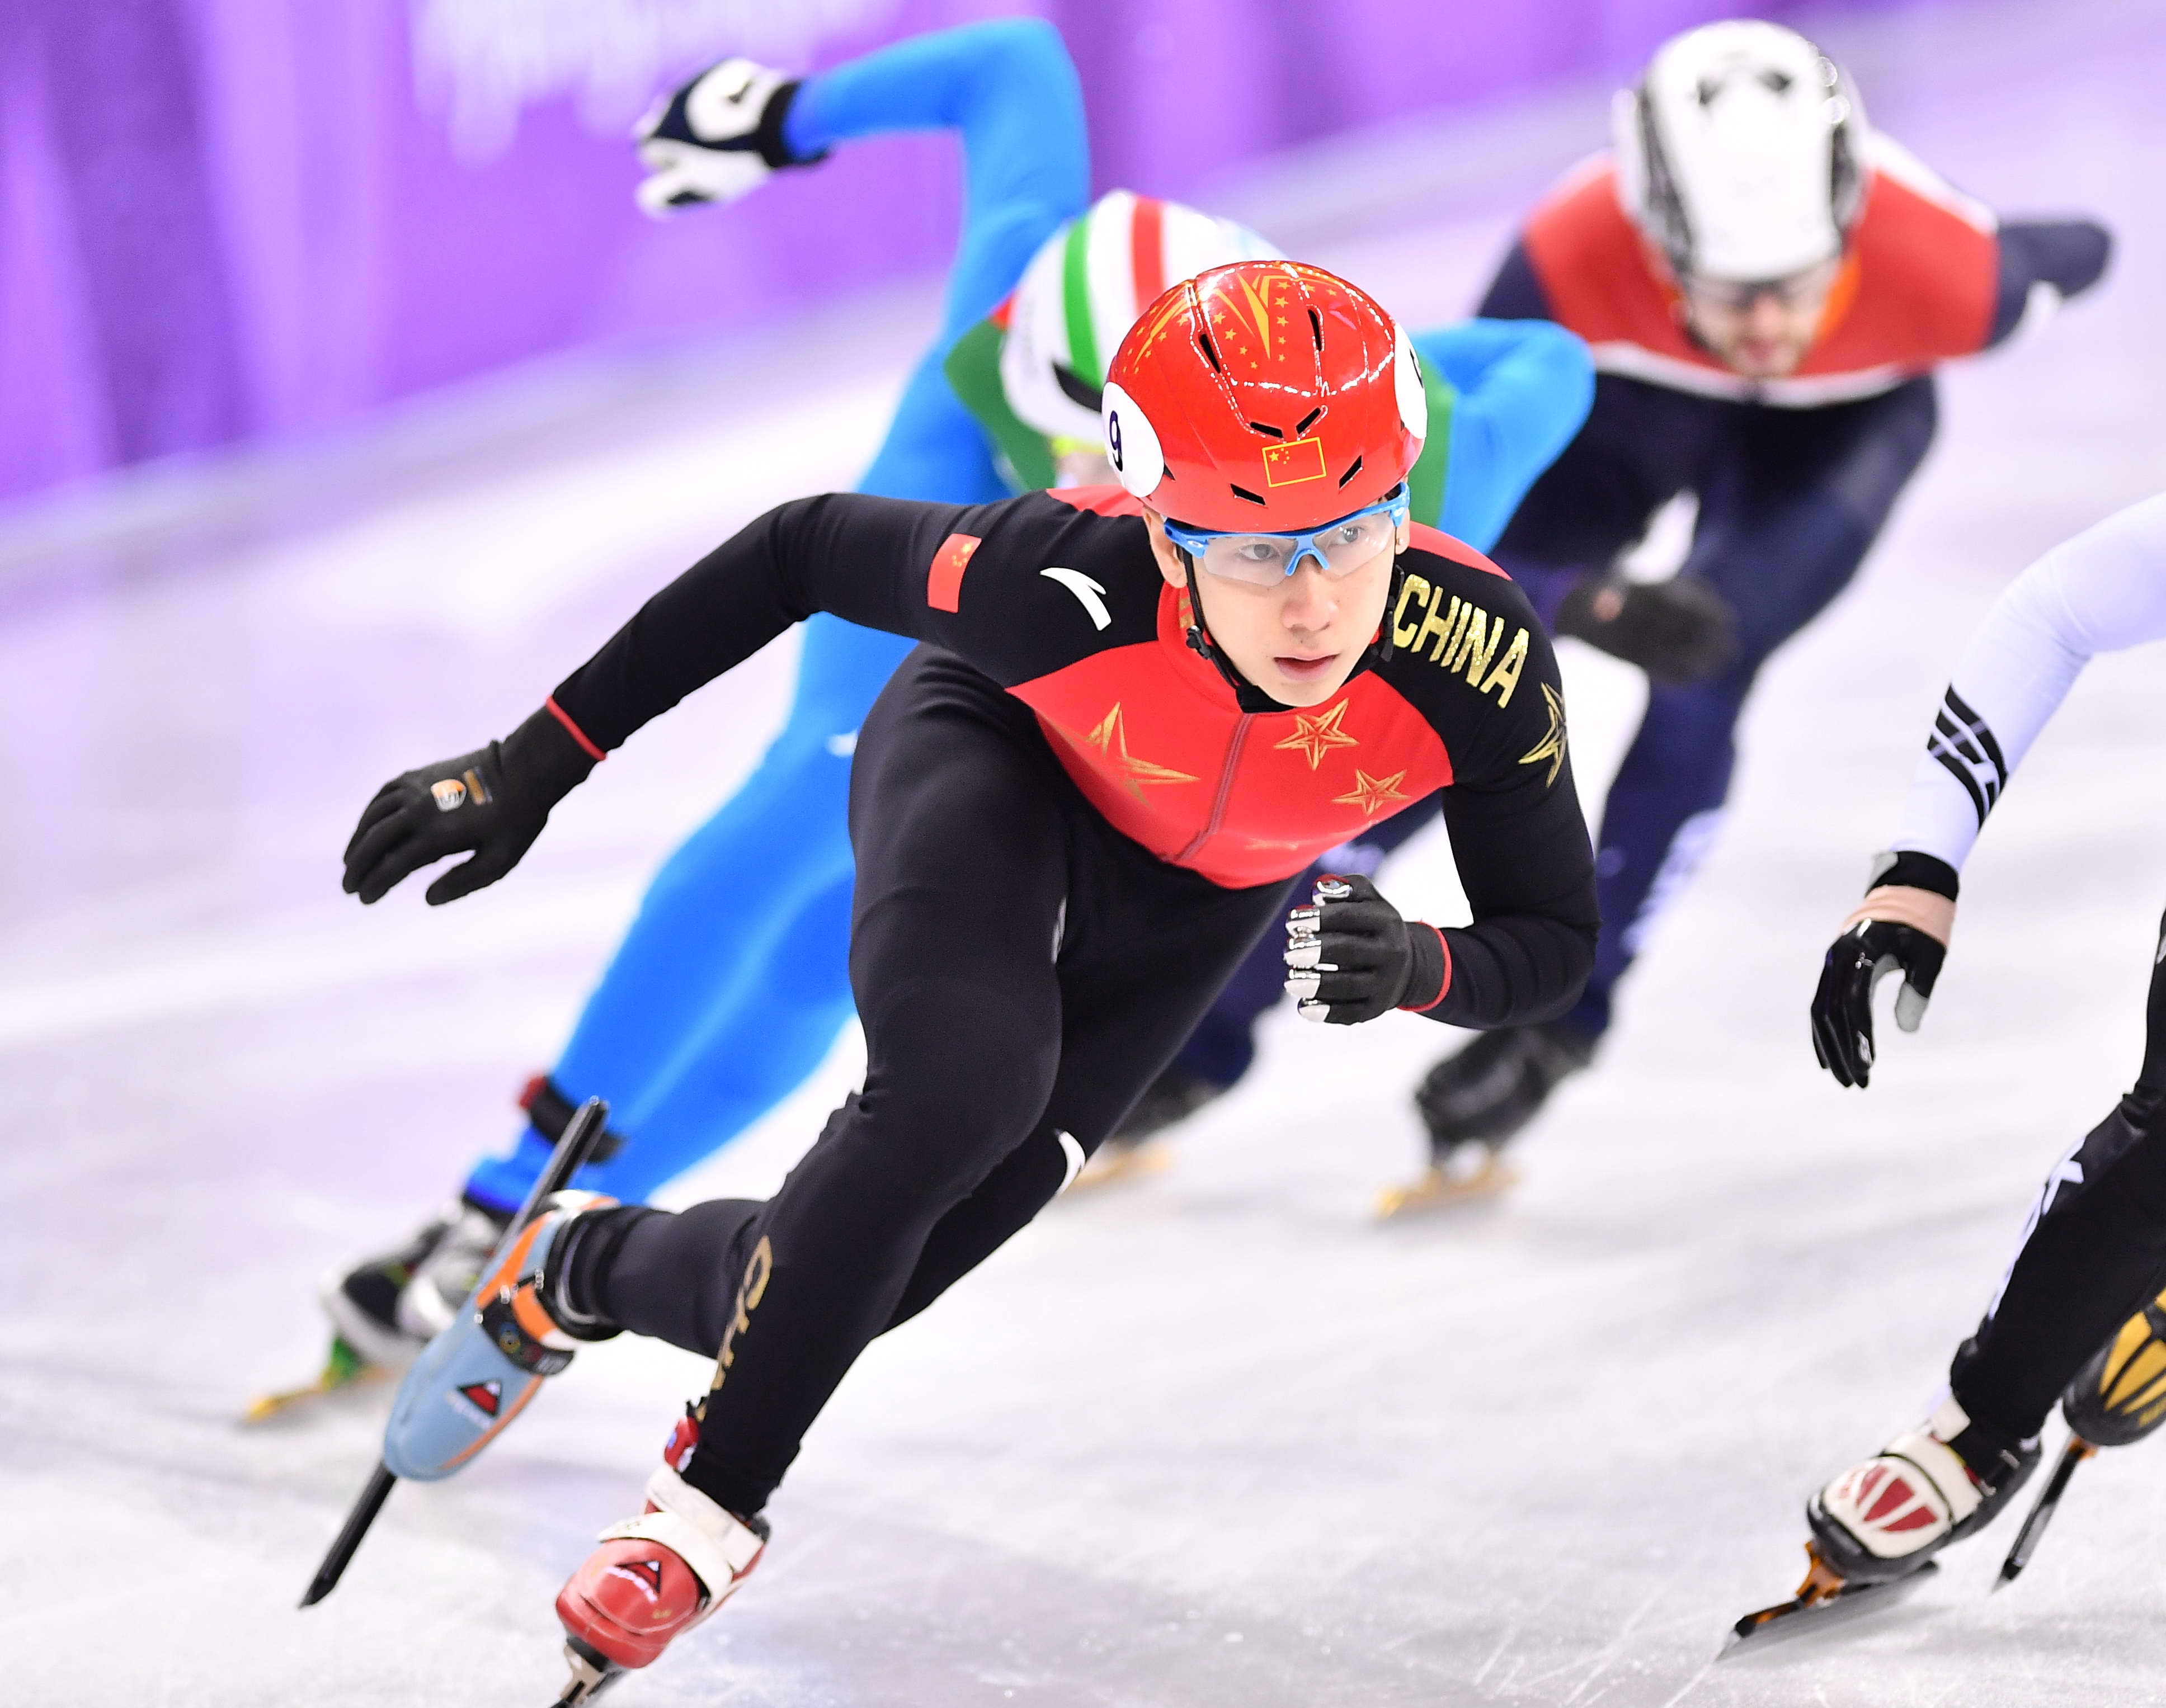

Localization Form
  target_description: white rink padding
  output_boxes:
[5,1,2166,1702]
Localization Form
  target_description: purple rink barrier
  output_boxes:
[0,0,1905,506]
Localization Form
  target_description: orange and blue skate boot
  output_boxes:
[380,1190,618,1481]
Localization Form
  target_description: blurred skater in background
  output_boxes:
[1114,18,2110,1214]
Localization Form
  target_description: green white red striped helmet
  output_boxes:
[1000,189,1282,447]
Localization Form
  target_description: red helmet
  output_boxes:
[1100,260,1426,533]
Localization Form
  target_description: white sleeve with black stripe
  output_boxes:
[1891,492,2166,874]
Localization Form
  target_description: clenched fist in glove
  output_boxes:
[342,707,599,907]
[1810,851,1959,1088]
[1282,874,1450,1025]
[634,58,822,218]
[1555,573,1739,686]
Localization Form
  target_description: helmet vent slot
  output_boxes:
[1196,332,1224,374]
[1247,421,1284,439]
[1053,365,1104,412]
[1294,407,1323,435]
[1336,455,1365,489]
[1228,484,1268,507]
[1307,308,1324,350]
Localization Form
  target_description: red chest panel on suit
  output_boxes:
[1524,156,1997,390]
[1007,585,1453,889]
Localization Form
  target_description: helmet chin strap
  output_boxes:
[1179,549,1288,713]
[1178,550,1410,714]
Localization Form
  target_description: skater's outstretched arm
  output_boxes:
[1812,490,2166,1084]
[1409,320,1593,553]
[341,488,1146,905]
[820,22,1092,503]
[786,20,1089,343]
[1984,219,2112,347]
[1888,492,2166,874]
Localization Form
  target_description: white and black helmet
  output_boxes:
[1614,20,1870,283]
[1000,189,1281,446]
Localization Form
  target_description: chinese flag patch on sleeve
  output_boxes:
[927,532,982,612]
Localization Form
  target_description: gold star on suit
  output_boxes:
[1079,704,1199,800]
[1331,768,1411,819]
[1274,701,1360,769]
[1519,683,1569,786]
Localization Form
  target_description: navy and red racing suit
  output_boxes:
[1467,140,2110,1043]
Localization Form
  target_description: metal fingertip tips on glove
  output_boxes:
[1893,985,1931,1033]
[1285,890,1335,1020]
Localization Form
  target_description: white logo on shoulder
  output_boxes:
[1041,567,1112,631]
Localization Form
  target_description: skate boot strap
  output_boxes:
[597,1463,769,1607]
[475,1192,624,1373]
[1931,1394,2032,1494]
[1871,1430,1979,1527]
[520,1075,628,1164]
[1875,1395,2024,1522]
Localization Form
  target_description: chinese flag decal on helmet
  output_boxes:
[1098,260,1424,533]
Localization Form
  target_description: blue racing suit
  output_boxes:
[466,21,1085,1207]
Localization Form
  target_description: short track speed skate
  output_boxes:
[245,1205,502,1423]
[249,1076,625,1424]
[300,1099,614,1606]
[242,1334,388,1424]
[1374,1144,1518,1219]
[380,1187,619,1480]
[550,1416,769,1703]
[1378,1022,1591,1218]
[1726,1396,2036,1654]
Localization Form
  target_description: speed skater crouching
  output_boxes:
[337,258,1597,1693]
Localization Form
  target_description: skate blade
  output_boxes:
[1721,1549,1937,1658]
[1067,1143,1172,1195]
[1375,1155,1518,1220]
[1995,1433,2096,1590]
[241,1338,388,1425]
[553,1637,625,1704]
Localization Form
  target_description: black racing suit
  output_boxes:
[533,486,1598,1518]
[1951,910,2166,1442]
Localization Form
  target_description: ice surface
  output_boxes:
[6,2,2166,1702]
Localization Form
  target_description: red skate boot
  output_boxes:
[550,1414,769,1703]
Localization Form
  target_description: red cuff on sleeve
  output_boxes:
[545,696,606,763]
[1399,923,1452,1013]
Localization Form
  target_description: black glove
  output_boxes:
[1809,852,1959,1089]
[1282,874,1448,1025]
[1555,574,1738,685]
[633,59,820,218]
[342,709,597,906]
